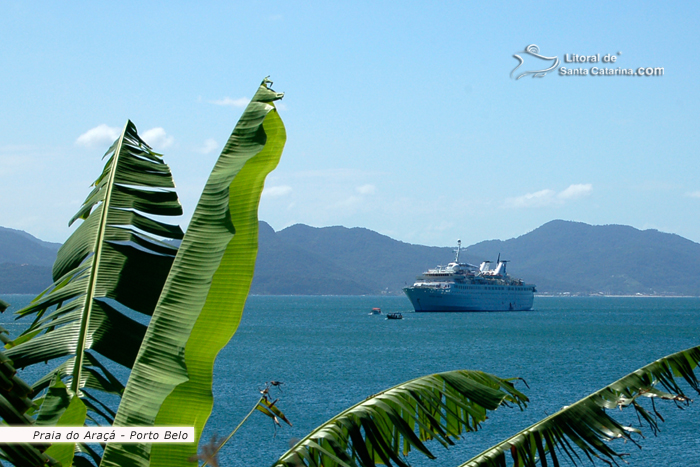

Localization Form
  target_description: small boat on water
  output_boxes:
[369,307,382,315]
[386,313,403,320]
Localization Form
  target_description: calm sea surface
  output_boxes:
[1,295,699,467]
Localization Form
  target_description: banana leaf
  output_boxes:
[461,345,700,467]
[0,325,56,466]
[273,370,528,467]
[37,377,88,467]
[101,78,286,467]
[5,121,183,419]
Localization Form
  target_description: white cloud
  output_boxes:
[557,183,593,200]
[504,184,592,209]
[76,124,120,148]
[504,189,556,208]
[258,169,387,232]
[262,185,293,198]
[76,124,174,151]
[198,138,218,154]
[334,196,362,208]
[356,184,376,195]
[211,97,250,108]
[686,191,700,198]
[142,127,174,150]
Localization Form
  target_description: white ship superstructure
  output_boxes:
[403,241,536,312]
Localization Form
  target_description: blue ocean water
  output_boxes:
[1,294,699,467]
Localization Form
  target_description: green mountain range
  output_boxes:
[0,227,60,293]
[2,220,699,296]
[465,220,700,296]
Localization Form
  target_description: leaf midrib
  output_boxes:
[70,121,128,395]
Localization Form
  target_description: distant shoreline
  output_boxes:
[535,294,698,298]
[3,293,698,299]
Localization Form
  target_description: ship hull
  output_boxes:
[403,285,534,312]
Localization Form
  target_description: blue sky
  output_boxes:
[1,1,698,247]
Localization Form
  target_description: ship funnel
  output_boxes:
[493,262,505,276]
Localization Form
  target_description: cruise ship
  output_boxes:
[403,241,536,312]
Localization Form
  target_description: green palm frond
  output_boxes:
[5,121,183,418]
[101,78,286,467]
[461,345,700,467]
[274,370,528,467]
[0,324,56,466]
[36,377,88,467]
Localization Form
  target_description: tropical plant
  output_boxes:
[5,118,184,404]
[0,300,60,467]
[100,77,286,467]
[2,117,185,466]
[2,78,286,467]
[274,370,529,467]
[273,345,700,467]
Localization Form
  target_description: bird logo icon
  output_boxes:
[511,44,560,80]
